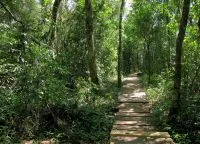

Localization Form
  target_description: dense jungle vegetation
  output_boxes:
[0,0,200,143]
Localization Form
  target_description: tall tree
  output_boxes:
[85,0,99,85]
[50,0,62,46]
[198,17,200,34]
[118,0,125,87]
[169,0,191,120]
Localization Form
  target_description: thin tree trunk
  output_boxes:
[118,0,125,87]
[169,0,190,121]
[50,0,62,45]
[136,50,139,71]
[147,42,151,84]
[19,25,26,69]
[85,0,99,85]
[165,0,171,69]
[190,18,200,92]
[198,17,200,38]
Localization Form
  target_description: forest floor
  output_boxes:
[110,73,175,144]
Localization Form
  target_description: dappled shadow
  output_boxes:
[111,136,174,144]
[122,88,145,95]
[110,73,174,144]
[122,77,139,85]
[115,120,151,125]
[113,125,155,131]
[117,103,150,113]
[119,91,146,99]
[118,96,148,103]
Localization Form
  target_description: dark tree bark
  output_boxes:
[118,0,125,88]
[50,0,62,45]
[85,0,99,85]
[169,0,190,121]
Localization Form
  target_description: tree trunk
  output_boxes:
[118,0,125,88]
[136,50,139,71]
[165,0,171,69]
[19,25,26,69]
[169,0,190,121]
[85,0,99,85]
[198,17,200,37]
[50,0,62,45]
[147,42,151,84]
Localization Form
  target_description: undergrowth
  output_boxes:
[0,60,118,143]
[140,71,200,144]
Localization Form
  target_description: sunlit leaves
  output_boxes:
[44,0,53,5]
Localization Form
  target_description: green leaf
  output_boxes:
[44,0,52,5]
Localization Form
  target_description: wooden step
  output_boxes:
[110,136,174,144]
[116,112,151,117]
[114,120,151,126]
[122,76,138,83]
[113,125,155,131]
[116,116,151,121]
[119,109,150,113]
[121,88,143,94]
[117,103,150,113]
[111,130,170,138]
[121,91,146,97]
[120,90,146,97]
[118,97,148,103]
[122,82,139,87]
[118,108,150,113]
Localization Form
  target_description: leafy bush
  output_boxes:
[143,72,173,129]
[141,70,200,144]
[0,49,117,143]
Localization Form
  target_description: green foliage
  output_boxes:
[171,133,192,144]
[44,0,52,5]
[1,0,200,143]
[72,105,114,143]
[0,55,117,143]
[141,68,200,143]
[141,72,173,129]
[0,35,118,142]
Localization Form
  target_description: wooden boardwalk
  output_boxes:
[110,73,175,144]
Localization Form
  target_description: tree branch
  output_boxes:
[0,1,24,25]
[0,2,43,46]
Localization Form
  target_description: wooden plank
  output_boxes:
[110,136,174,144]
[117,103,150,113]
[114,120,151,126]
[118,99,149,103]
[119,109,150,113]
[111,130,170,138]
[113,125,155,131]
[116,112,151,117]
[116,116,151,121]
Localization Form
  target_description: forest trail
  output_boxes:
[110,73,175,144]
